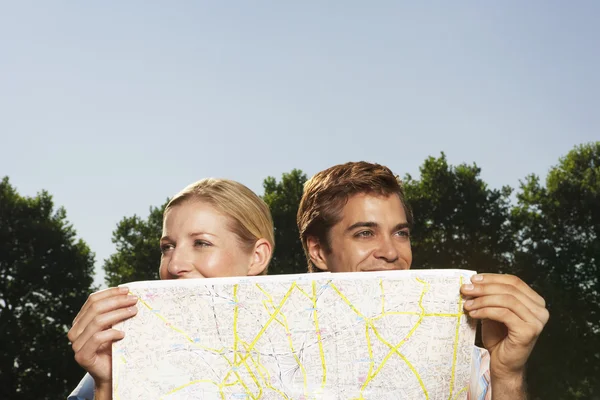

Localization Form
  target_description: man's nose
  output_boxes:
[373,237,399,263]
[167,248,194,278]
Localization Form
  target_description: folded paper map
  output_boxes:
[112,269,477,399]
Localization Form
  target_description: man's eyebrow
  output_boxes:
[346,221,410,233]
[346,221,379,232]
[160,235,171,242]
[394,222,410,231]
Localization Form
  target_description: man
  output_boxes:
[297,161,549,400]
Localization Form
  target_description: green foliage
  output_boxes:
[0,177,95,400]
[16,142,590,398]
[103,200,168,287]
[404,153,515,274]
[262,169,308,275]
[512,142,600,399]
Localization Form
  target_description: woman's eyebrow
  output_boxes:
[189,231,218,238]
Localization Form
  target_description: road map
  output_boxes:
[112,269,477,399]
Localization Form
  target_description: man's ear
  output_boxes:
[306,236,329,271]
[247,239,272,276]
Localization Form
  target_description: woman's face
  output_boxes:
[159,200,265,279]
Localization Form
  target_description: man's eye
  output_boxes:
[355,231,374,238]
[397,230,410,238]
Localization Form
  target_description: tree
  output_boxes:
[0,177,95,400]
[403,153,515,274]
[92,152,599,398]
[512,142,600,399]
[262,169,308,275]
[103,200,167,287]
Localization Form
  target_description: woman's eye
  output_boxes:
[194,240,211,247]
[160,244,174,253]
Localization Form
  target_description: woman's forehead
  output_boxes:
[163,201,231,233]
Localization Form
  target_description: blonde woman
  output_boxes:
[68,178,274,400]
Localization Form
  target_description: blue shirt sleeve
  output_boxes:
[469,345,491,399]
[67,373,95,400]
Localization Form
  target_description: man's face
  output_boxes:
[308,193,413,272]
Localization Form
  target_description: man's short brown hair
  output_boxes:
[297,161,413,272]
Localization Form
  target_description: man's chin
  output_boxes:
[327,264,410,273]
[360,266,409,272]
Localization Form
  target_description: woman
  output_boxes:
[67,178,275,400]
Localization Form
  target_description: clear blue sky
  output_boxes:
[1,2,598,287]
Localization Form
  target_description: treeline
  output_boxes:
[1,143,598,399]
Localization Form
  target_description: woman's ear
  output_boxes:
[247,238,272,276]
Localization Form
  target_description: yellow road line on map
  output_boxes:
[215,369,234,397]
[244,342,289,399]
[373,311,462,319]
[217,282,296,394]
[241,341,265,395]
[255,285,308,398]
[257,286,301,396]
[329,283,364,318]
[448,276,464,400]
[369,324,428,397]
[328,283,389,392]
[257,285,288,328]
[241,355,263,399]
[280,311,309,396]
[262,301,286,327]
[229,285,260,400]
[218,358,239,394]
[220,370,233,387]
[295,285,312,300]
[133,286,278,400]
[136,292,251,399]
[312,281,327,389]
[367,323,428,398]
[359,324,375,392]
[331,280,429,397]
[133,293,236,399]
[359,278,430,399]
[135,294,223,354]
[233,285,240,363]
[255,283,273,300]
[453,385,469,399]
[423,312,462,317]
[161,379,221,399]
[257,285,286,329]
[415,278,428,310]
[256,283,323,396]
[231,363,256,399]
[245,283,296,355]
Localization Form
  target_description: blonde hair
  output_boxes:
[165,178,275,273]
